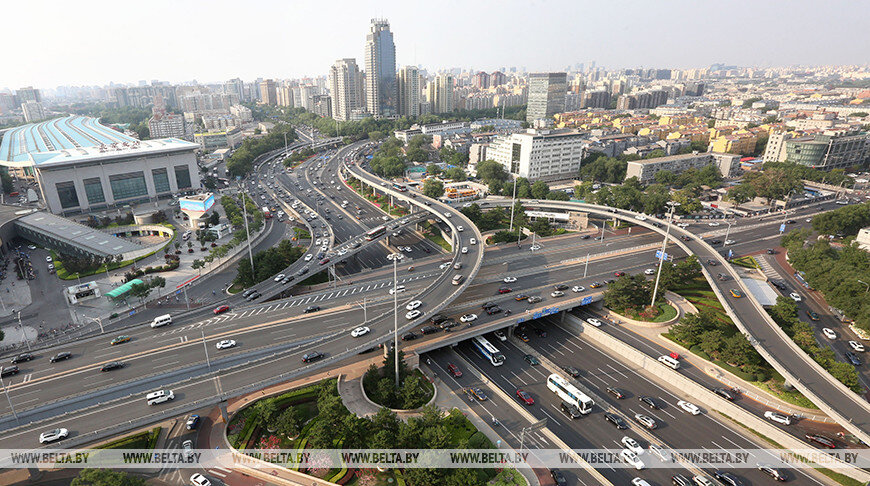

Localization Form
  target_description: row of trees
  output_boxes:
[284,147,315,165]
[782,228,870,333]
[810,201,870,236]
[234,239,304,288]
[220,193,264,235]
[603,257,703,314]
[362,350,431,409]
[767,295,861,392]
[226,124,297,177]
[369,137,407,177]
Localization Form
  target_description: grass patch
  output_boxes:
[294,227,311,239]
[421,222,452,252]
[730,255,760,269]
[752,379,819,410]
[652,303,678,322]
[96,427,161,450]
[300,270,330,286]
[228,282,245,294]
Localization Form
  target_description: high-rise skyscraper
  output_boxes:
[329,58,364,121]
[396,66,420,117]
[526,72,567,123]
[224,78,245,102]
[16,86,41,104]
[364,19,397,118]
[259,79,277,106]
[427,74,454,114]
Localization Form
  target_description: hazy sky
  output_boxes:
[5,0,870,89]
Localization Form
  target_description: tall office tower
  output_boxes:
[16,86,41,104]
[472,71,490,89]
[277,85,294,107]
[259,79,277,106]
[329,58,364,121]
[490,71,507,88]
[526,72,567,123]
[396,65,420,117]
[224,78,245,102]
[364,18,397,118]
[427,74,454,114]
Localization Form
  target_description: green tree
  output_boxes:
[444,167,467,181]
[406,147,428,162]
[0,170,13,193]
[530,180,550,199]
[425,164,442,176]
[422,178,445,198]
[603,274,653,311]
[129,282,152,303]
[275,407,301,438]
[400,373,429,408]
[72,469,146,486]
[475,160,508,184]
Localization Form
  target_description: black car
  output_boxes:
[304,305,321,314]
[402,332,418,341]
[786,219,796,224]
[757,464,786,481]
[420,326,439,335]
[534,328,548,338]
[680,235,692,241]
[301,351,324,363]
[712,471,742,486]
[845,351,862,366]
[100,361,124,372]
[186,415,200,430]
[281,276,294,284]
[554,284,569,291]
[440,320,459,331]
[242,289,255,297]
[580,234,590,240]
[486,306,502,315]
[296,268,309,276]
[639,396,659,409]
[713,388,735,401]
[562,366,580,378]
[604,412,627,429]
[481,302,497,310]
[709,239,722,245]
[431,313,449,324]
[771,280,787,291]
[606,386,625,399]
[550,469,568,486]
[50,352,72,363]
[10,353,34,364]
[766,248,776,255]
[0,366,19,377]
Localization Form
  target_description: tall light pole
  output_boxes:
[239,189,255,280]
[83,316,105,334]
[723,221,735,247]
[391,254,400,388]
[651,202,679,307]
[508,178,518,232]
[17,312,30,351]
[0,377,19,425]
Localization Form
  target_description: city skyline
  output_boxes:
[4,0,870,90]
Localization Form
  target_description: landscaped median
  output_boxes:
[225,375,522,485]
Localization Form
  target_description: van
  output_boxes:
[452,274,465,286]
[146,390,175,405]
[182,231,192,241]
[151,314,172,328]
[560,401,582,419]
[658,355,680,370]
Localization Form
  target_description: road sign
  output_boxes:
[779,223,786,233]
[728,249,733,260]
[581,296,593,306]
[655,250,673,261]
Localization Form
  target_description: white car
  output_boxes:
[46,255,53,263]
[470,238,477,245]
[216,340,236,349]
[351,326,371,338]
[457,225,464,232]
[708,222,720,227]
[320,245,328,252]
[620,449,645,470]
[443,212,452,218]
[315,239,322,246]
[789,292,802,302]
[691,476,714,486]
[635,214,647,221]
[406,300,422,311]
[530,245,541,251]
[461,247,468,254]
[403,246,413,253]
[644,268,655,275]
[631,479,652,486]
[676,223,690,228]
[503,277,517,283]
[439,263,450,270]
[849,341,866,352]
[724,239,735,245]
[621,436,644,455]
[190,473,212,486]
[460,314,477,323]
[273,274,285,282]
[764,410,792,426]
[389,285,406,294]
[405,310,422,320]
[677,400,701,415]
[822,328,837,340]
[39,428,69,444]
[551,291,565,298]
[304,254,313,262]
[586,318,602,327]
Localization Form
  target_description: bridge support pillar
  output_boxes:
[560,310,566,324]
[219,400,229,423]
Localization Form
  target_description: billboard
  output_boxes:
[179,193,215,214]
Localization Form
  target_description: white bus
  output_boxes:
[547,373,594,414]
[471,336,505,366]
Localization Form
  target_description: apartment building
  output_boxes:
[625,152,741,184]
[488,128,586,182]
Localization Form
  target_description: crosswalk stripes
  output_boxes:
[179,336,188,344]
[756,255,781,280]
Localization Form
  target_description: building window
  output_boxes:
[56,181,79,209]
[152,168,170,193]
[109,171,147,200]
[175,165,191,189]
[83,178,105,204]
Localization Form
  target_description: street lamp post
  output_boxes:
[0,377,19,425]
[239,188,256,279]
[723,221,735,247]
[508,178,518,232]
[391,254,400,388]
[17,312,30,351]
[651,202,679,307]
[83,316,105,334]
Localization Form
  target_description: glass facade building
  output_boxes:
[364,19,397,118]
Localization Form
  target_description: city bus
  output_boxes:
[546,373,594,414]
[392,183,408,192]
[471,336,505,366]
[365,226,386,241]
[262,207,271,219]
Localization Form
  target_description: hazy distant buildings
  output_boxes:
[364,19,397,118]
[259,79,277,106]
[224,78,245,102]
[427,74,454,114]
[527,73,567,123]
[329,58,364,121]
[397,66,421,117]
[148,113,186,139]
[616,90,669,110]
[16,86,41,104]
[311,94,332,118]
[21,101,46,122]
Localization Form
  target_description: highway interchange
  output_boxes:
[1,135,868,485]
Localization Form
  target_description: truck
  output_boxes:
[262,207,272,219]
